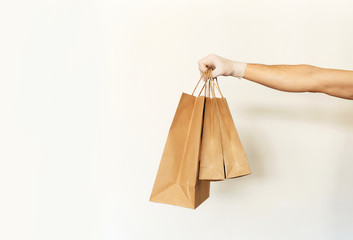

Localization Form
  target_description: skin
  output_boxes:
[198,54,353,100]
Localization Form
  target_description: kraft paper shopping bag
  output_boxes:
[199,70,251,180]
[199,72,225,180]
[215,79,251,178]
[149,72,210,209]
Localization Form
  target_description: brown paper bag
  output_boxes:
[215,80,252,179]
[199,77,225,180]
[199,70,251,180]
[149,73,210,209]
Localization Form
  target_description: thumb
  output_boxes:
[212,67,222,78]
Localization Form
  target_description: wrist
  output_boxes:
[231,60,247,79]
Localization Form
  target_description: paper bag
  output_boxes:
[199,70,251,180]
[199,77,225,180]
[149,73,210,209]
[215,79,252,179]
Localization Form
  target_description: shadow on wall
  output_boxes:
[212,103,353,200]
[211,123,272,197]
[329,130,353,237]
[238,104,353,129]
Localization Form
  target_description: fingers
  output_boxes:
[198,54,238,79]
[198,61,210,81]
[198,54,217,81]
[199,67,220,81]
[211,67,222,78]
[198,55,216,71]
[198,61,209,73]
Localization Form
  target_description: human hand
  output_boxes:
[198,54,247,79]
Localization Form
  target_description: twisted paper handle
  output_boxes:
[191,69,225,98]
[206,69,225,98]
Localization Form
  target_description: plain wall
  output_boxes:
[1,0,353,239]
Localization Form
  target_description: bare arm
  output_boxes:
[245,63,353,99]
[198,54,353,100]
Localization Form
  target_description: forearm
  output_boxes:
[243,63,353,100]
[243,63,320,92]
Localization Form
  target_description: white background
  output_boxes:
[1,0,353,239]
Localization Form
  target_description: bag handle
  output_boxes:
[205,69,210,97]
[192,70,208,96]
[210,79,217,98]
[204,68,213,97]
[204,69,224,98]
[192,68,214,97]
[214,77,224,98]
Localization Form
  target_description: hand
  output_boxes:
[198,54,247,79]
